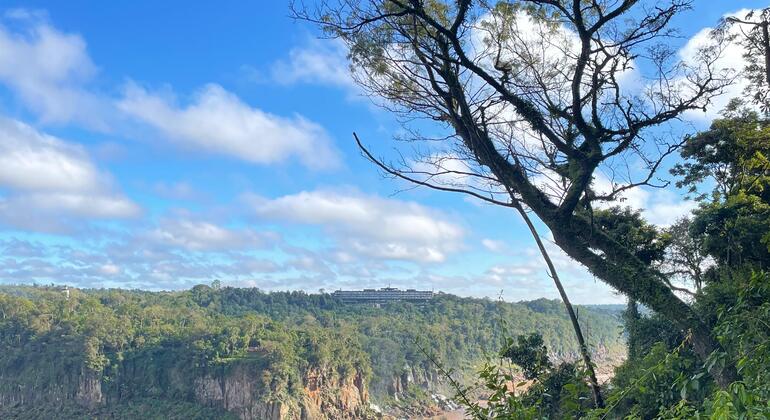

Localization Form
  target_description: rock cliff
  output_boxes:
[1,359,372,420]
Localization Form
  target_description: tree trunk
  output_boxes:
[624,300,641,361]
[445,100,739,385]
[513,202,604,408]
[452,122,738,386]
[546,214,738,387]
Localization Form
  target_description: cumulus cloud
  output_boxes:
[0,193,138,219]
[472,238,621,303]
[0,217,623,302]
[245,189,465,263]
[283,248,336,277]
[0,119,102,192]
[0,13,344,170]
[117,83,340,169]
[0,238,45,257]
[410,152,503,193]
[0,222,286,289]
[0,117,139,230]
[271,38,356,90]
[487,264,536,279]
[147,218,274,252]
[593,173,696,227]
[99,263,121,276]
[0,10,108,127]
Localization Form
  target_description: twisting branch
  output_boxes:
[354,133,515,208]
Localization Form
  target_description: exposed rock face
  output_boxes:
[0,367,103,409]
[194,365,371,419]
[381,363,457,419]
[2,362,371,420]
[387,363,443,399]
[301,368,369,419]
[0,350,618,419]
[75,368,103,409]
[194,369,288,420]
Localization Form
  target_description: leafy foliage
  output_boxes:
[592,208,670,266]
[453,270,770,419]
[673,104,770,269]
[501,333,552,380]
[464,333,593,420]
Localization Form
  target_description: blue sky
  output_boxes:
[0,1,764,303]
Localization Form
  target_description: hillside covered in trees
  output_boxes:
[0,286,624,419]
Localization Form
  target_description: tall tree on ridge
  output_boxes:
[296,0,736,386]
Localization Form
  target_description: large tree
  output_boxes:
[673,103,770,269]
[295,0,736,385]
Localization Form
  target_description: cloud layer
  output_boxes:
[247,189,465,263]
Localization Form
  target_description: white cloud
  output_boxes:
[284,251,335,277]
[473,238,622,303]
[0,14,344,170]
[0,193,138,219]
[0,117,139,226]
[638,192,697,227]
[471,10,640,120]
[99,263,121,276]
[271,38,356,90]
[411,153,492,187]
[593,174,695,227]
[246,189,464,263]
[678,9,756,121]
[118,83,340,169]
[0,238,45,257]
[482,238,509,253]
[0,117,102,191]
[0,222,288,289]
[0,11,107,127]
[487,264,536,279]
[148,218,272,252]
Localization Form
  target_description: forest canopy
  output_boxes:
[0,285,624,418]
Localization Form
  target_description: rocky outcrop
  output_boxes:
[194,368,289,420]
[387,363,443,399]
[377,362,460,418]
[1,360,371,420]
[192,364,372,420]
[301,368,369,419]
[0,366,103,409]
[75,368,103,409]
